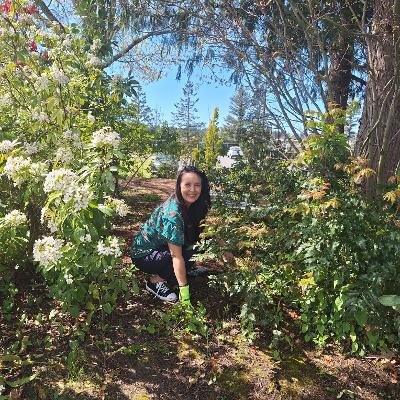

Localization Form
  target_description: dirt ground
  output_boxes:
[1,178,399,400]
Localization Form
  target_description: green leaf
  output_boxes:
[334,296,343,311]
[354,309,367,327]
[367,331,379,350]
[146,325,156,334]
[0,355,21,363]
[379,295,400,307]
[97,204,114,216]
[301,324,309,333]
[103,303,112,314]
[5,373,37,388]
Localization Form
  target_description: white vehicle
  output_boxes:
[227,146,243,159]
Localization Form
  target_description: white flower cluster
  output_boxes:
[33,236,64,267]
[34,74,51,91]
[1,210,27,228]
[0,26,15,38]
[71,182,92,211]
[43,169,93,211]
[50,66,69,85]
[0,139,19,153]
[23,141,41,156]
[97,236,122,258]
[17,13,33,25]
[55,147,73,164]
[105,197,130,217]
[80,233,92,243]
[0,93,12,107]
[31,109,49,123]
[3,156,31,185]
[61,129,83,149]
[90,38,102,52]
[92,127,120,149]
[43,168,78,193]
[64,273,73,285]
[29,162,47,181]
[3,156,45,186]
[86,54,101,67]
[36,28,59,41]
[62,37,72,48]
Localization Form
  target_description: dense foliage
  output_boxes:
[0,0,139,326]
[199,109,400,353]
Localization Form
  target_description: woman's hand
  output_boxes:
[179,284,191,305]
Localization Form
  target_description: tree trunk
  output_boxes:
[354,0,400,199]
[327,7,353,117]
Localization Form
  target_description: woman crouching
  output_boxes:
[130,166,211,304]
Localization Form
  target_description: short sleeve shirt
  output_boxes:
[130,195,185,258]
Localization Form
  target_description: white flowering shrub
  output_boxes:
[0,208,29,314]
[0,0,137,320]
[0,209,29,263]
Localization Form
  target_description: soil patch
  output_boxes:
[1,178,398,400]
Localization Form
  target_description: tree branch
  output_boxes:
[350,74,367,86]
[34,0,65,31]
[100,29,177,68]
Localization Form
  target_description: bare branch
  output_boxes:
[100,29,177,69]
[34,0,65,31]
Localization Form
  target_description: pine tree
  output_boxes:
[224,86,250,143]
[172,81,203,160]
[132,84,154,127]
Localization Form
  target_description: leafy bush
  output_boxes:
[200,108,400,352]
[0,0,137,321]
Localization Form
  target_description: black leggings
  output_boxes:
[132,245,195,283]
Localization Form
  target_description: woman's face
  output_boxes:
[180,172,202,207]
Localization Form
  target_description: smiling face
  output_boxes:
[180,172,202,207]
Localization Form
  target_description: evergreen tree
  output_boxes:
[248,84,269,131]
[224,86,250,143]
[203,108,223,171]
[172,81,203,161]
[132,84,154,127]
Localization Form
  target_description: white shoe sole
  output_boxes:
[145,283,178,303]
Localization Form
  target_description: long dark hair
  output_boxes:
[175,165,211,245]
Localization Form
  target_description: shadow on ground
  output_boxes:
[2,178,398,400]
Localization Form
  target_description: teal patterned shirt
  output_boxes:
[130,195,185,258]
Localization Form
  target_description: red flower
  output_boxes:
[23,4,38,14]
[0,1,11,13]
[29,41,37,52]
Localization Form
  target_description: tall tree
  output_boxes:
[172,81,203,160]
[354,0,400,198]
[35,1,365,147]
[132,84,154,126]
[203,108,223,170]
[224,86,250,143]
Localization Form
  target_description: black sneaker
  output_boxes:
[145,280,178,303]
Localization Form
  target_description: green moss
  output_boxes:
[277,353,321,397]
[130,391,151,400]
[215,366,251,400]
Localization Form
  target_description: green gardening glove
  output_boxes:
[179,284,191,306]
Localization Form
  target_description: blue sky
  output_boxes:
[143,71,236,126]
